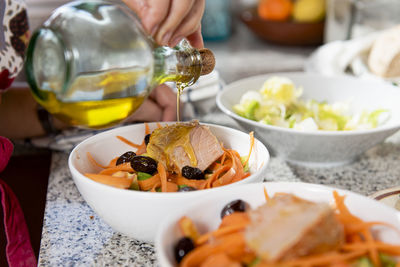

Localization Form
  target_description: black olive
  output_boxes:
[178,186,197,192]
[174,237,195,263]
[220,199,248,219]
[181,166,204,180]
[116,151,136,165]
[144,134,151,145]
[130,156,158,174]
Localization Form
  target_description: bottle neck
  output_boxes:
[153,40,202,87]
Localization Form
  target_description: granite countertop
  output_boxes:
[38,125,400,266]
[38,25,400,266]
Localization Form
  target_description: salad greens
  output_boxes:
[353,254,397,267]
[233,76,390,131]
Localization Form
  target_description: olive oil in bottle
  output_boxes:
[25,1,215,129]
[30,67,149,128]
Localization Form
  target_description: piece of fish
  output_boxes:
[245,193,344,262]
[146,121,224,173]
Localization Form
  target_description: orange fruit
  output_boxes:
[258,0,293,21]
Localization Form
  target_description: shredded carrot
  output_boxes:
[181,232,247,267]
[220,151,228,165]
[242,131,254,168]
[263,187,270,201]
[138,174,160,191]
[177,190,400,266]
[145,123,150,135]
[135,143,147,155]
[219,212,250,229]
[212,168,236,188]
[199,252,240,267]
[345,221,400,235]
[278,250,367,267]
[206,165,231,189]
[85,125,254,193]
[156,122,162,128]
[166,182,178,192]
[196,221,249,246]
[84,173,133,189]
[342,242,400,255]
[180,243,219,267]
[157,163,167,192]
[108,157,118,167]
[86,152,109,169]
[99,163,133,175]
[363,228,381,267]
[177,176,208,190]
[116,135,142,149]
[212,150,243,188]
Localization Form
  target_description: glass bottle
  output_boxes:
[25,0,214,129]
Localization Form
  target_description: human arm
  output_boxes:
[0,88,67,139]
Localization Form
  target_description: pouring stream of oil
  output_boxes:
[176,83,185,122]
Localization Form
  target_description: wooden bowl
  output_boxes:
[240,8,325,46]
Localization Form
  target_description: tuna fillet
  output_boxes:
[146,121,224,172]
[245,193,344,262]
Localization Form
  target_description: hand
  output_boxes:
[122,0,205,48]
[126,84,179,122]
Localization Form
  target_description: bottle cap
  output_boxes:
[199,48,215,76]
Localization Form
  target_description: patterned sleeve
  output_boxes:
[0,0,29,92]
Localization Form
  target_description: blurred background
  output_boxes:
[23,0,400,81]
[20,0,400,115]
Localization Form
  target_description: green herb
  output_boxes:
[137,172,152,181]
[129,174,139,190]
[241,156,250,172]
[380,253,396,267]
[247,257,261,267]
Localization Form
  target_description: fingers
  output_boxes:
[185,26,204,49]
[155,0,195,46]
[123,0,206,48]
[149,84,178,121]
[127,98,163,122]
[123,0,171,35]
[168,0,205,47]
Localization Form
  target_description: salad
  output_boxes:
[172,189,400,266]
[233,76,390,131]
[84,121,254,192]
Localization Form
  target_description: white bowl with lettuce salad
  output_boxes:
[217,72,400,166]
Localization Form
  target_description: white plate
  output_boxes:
[156,182,400,267]
[371,186,400,211]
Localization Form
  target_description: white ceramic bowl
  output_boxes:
[217,72,400,166]
[68,122,269,242]
[156,182,400,267]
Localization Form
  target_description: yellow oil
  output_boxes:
[32,68,149,129]
[176,83,187,122]
[147,122,197,167]
[32,65,198,128]
[33,90,145,129]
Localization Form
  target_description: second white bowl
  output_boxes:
[156,182,400,267]
[217,72,400,166]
